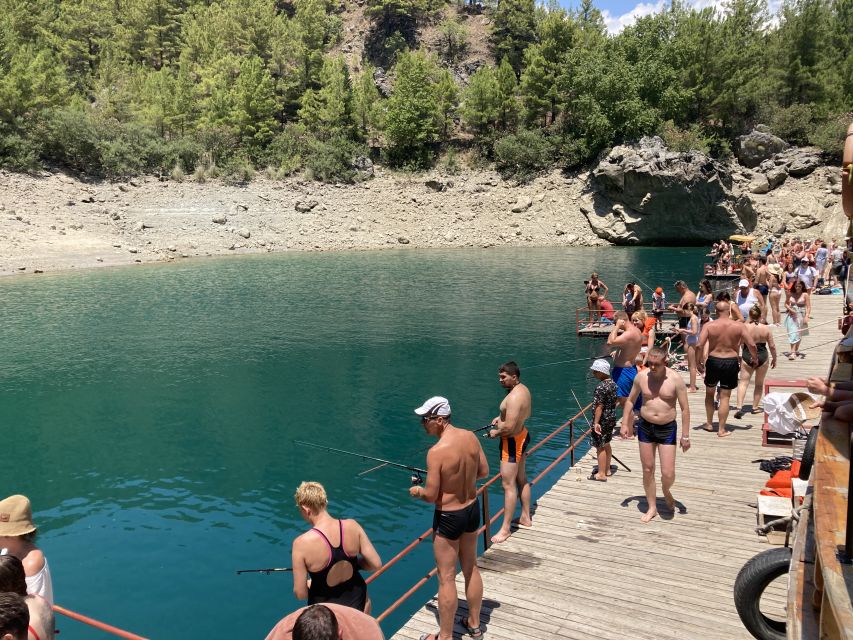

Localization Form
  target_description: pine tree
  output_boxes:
[384,50,439,166]
[352,64,381,139]
[490,0,537,74]
[519,45,552,127]
[461,65,500,134]
[228,55,278,155]
[495,57,519,131]
[434,68,459,141]
[298,56,354,140]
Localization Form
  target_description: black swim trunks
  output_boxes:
[433,499,480,541]
[704,355,740,390]
[637,418,677,445]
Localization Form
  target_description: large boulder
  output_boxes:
[736,130,790,168]
[587,137,755,245]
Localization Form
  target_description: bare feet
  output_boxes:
[663,490,675,511]
[513,516,533,528]
[491,529,512,544]
[640,508,658,523]
[718,430,732,438]
[700,423,714,432]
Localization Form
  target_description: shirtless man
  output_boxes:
[697,301,757,437]
[621,346,691,522]
[487,361,532,544]
[607,312,643,418]
[411,396,489,640]
[668,281,697,345]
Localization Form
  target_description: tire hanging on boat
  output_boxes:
[733,546,792,640]
[797,426,819,481]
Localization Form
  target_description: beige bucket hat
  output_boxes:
[0,495,37,537]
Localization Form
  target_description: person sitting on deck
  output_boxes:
[0,555,54,640]
[0,592,29,640]
[620,346,691,523]
[291,482,382,614]
[0,495,53,606]
[264,603,384,640]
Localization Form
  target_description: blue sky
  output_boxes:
[558,0,782,33]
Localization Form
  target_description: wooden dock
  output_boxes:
[392,293,843,640]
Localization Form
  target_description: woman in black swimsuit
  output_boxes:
[291,482,382,613]
[734,305,777,419]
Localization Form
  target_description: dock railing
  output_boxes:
[575,303,681,334]
[52,605,149,639]
[365,403,594,623]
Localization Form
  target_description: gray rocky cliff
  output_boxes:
[585,137,756,245]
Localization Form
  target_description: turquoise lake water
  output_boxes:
[0,246,706,638]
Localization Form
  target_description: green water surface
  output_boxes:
[0,246,706,639]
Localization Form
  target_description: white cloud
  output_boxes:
[602,0,783,34]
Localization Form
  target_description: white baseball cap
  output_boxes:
[738,278,750,288]
[590,359,611,376]
[414,396,451,417]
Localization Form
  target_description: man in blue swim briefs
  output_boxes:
[607,311,644,427]
[621,346,691,523]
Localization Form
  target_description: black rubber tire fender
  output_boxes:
[733,546,792,640]
[799,425,819,480]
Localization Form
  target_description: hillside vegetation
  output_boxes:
[0,0,851,183]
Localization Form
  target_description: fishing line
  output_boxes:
[526,353,612,370]
[294,440,426,485]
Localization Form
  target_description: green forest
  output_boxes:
[0,0,851,183]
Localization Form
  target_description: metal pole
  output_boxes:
[569,420,575,466]
[481,489,491,551]
[844,427,853,563]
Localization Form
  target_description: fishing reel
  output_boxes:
[410,472,424,486]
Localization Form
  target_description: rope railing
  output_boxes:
[53,605,149,640]
[367,403,594,623]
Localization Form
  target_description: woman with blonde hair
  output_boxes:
[676,302,700,391]
[734,305,777,418]
[291,482,381,613]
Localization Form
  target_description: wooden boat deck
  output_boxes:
[391,294,843,640]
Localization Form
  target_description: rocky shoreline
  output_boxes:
[0,136,846,278]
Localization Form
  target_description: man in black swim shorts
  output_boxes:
[697,301,757,437]
[411,396,489,640]
[621,346,691,523]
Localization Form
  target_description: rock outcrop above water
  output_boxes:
[586,137,757,244]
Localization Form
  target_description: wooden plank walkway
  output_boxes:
[391,293,843,640]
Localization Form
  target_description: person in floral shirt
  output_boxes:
[589,359,617,482]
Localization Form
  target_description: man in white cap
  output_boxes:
[735,278,764,320]
[410,396,489,640]
[589,359,617,482]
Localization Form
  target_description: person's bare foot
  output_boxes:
[699,423,714,432]
[718,430,732,438]
[640,508,658,523]
[491,529,512,544]
[663,490,675,511]
[513,516,533,528]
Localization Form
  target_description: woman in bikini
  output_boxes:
[676,302,700,391]
[291,481,382,613]
[784,280,811,360]
[585,273,608,322]
[767,267,783,325]
[734,305,777,418]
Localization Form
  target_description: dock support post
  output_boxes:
[481,489,491,551]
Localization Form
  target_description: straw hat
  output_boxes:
[787,392,823,423]
[767,263,784,277]
[0,495,37,537]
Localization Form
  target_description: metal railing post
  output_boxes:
[481,489,491,551]
[569,420,575,466]
[844,427,853,563]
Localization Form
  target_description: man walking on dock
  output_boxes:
[669,281,697,346]
[620,346,691,522]
[607,311,643,423]
[411,396,489,640]
[698,301,757,437]
[487,362,533,544]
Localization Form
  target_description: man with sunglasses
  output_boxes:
[411,396,489,640]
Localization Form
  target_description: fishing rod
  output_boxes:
[527,353,613,370]
[237,567,292,575]
[294,440,427,485]
[571,389,632,473]
[629,271,657,295]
